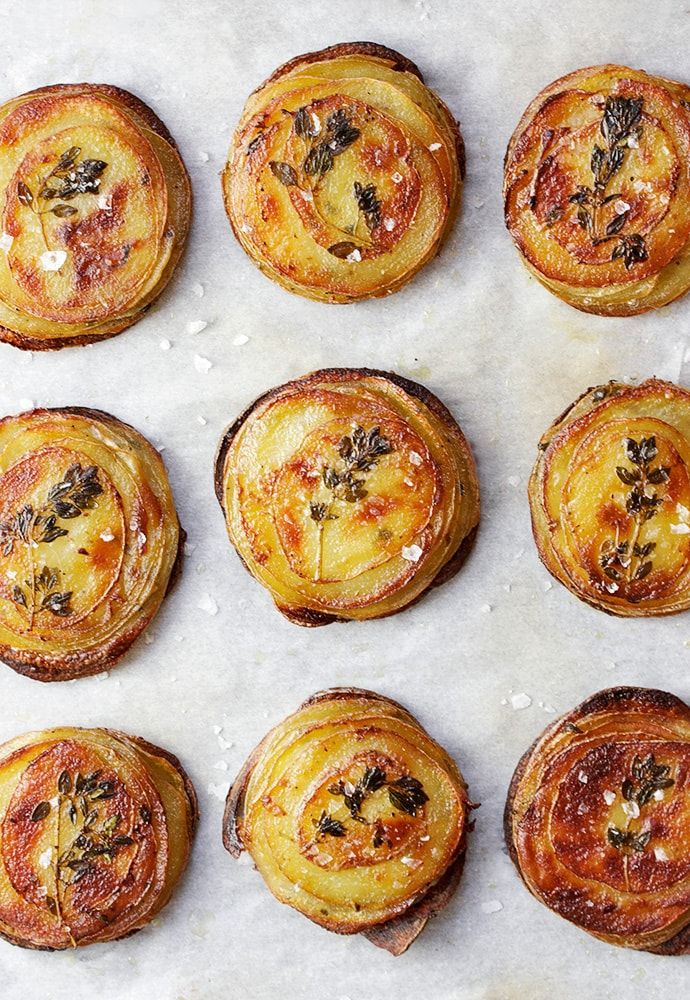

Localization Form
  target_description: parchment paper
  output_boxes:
[0,2,688,998]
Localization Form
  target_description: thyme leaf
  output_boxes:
[328,765,428,835]
[606,754,674,855]
[314,811,346,839]
[354,181,381,231]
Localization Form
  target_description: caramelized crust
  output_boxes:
[223,687,472,954]
[0,407,183,680]
[214,368,479,625]
[529,378,690,616]
[222,42,463,302]
[504,65,690,315]
[505,686,690,953]
[0,726,197,950]
[0,83,190,350]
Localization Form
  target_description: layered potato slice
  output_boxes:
[529,378,690,616]
[504,65,690,315]
[0,83,190,349]
[0,726,197,950]
[0,407,183,680]
[224,688,472,955]
[214,368,479,625]
[505,686,690,953]
[222,42,463,302]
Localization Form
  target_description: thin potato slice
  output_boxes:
[223,42,463,302]
[224,688,472,955]
[214,368,479,625]
[0,726,197,950]
[505,686,690,953]
[0,407,183,680]
[504,65,690,315]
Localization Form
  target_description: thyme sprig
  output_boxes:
[12,565,72,618]
[569,96,648,268]
[607,753,674,856]
[18,146,107,219]
[268,106,381,259]
[323,765,429,846]
[30,768,135,919]
[1,463,103,559]
[599,436,668,584]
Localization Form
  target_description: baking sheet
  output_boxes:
[0,1,688,997]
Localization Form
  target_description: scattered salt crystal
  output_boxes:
[511,692,531,710]
[481,899,503,913]
[676,503,690,521]
[138,531,147,549]
[214,760,228,771]
[578,771,588,784]
[184,542,196,555]
[38,848,53,869]
[100,529,115,542]
[543,581,552,592]
[194,354,212,372]
[233,333,249,346]
[654,846,668,861]
[218,734,233,751]
[198,151,210,162]
[428,142,442,151]
[671,523,690,534]
[192,282,204,297]
[346,248,362,263]
[159,338,171,351]
[39,249,67,271]
[384,217,395,231]
[188,320,208,335]
[653,788,665,801]
[401,543,423,562]
[614,200,630,215]
[197,415,207,426]
[207,783,227,801]
[577,803,588,814]
[480,603,492,614]
[0,232,13,252]
[603,790,616,806]
[623,800,640,819]
[144,631,155,645]
[97,194,112,210]
[391,172,403,183]
[212,725,222,735]
[198,593,218,616]
[507,475,520,488]
[409,451,423,466]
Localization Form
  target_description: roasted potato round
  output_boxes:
[0,726,197,950]
[214,368,479,625]
[505,686,690,953]
[0,407,183,680]
[504,65,690,316]
[222,42,463,302]
[0,83,190,350]
[529,378,690,616]
[224,687,472,955]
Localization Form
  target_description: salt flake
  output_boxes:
[39,250,67,271]
[401,543,423,563]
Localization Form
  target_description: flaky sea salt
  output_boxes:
[603,790,616,806]
[39,249,67,271]
[233,334,249,346]
[511,692,531,710]
[401,544,423,562]
[198,593,218,616]
[0,232,13,252]
[194,354,212,372]
[481,899,503,913]
[346,248,362,263]
[188,319,208,335]
[100,530,115,542]
[671,523,690,534]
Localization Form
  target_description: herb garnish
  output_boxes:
[569,96,648,268]
[314,811,346,840]
[354,181,381,232]
[1,463,103,621]
[326,764,429,847]
[607,753,674,855]
[598,436,668,585]
[307,426,393,582]
[18,146,107,220]
[29,768,138,920]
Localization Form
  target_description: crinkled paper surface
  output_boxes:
[0,1,688,998]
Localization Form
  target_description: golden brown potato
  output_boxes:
[504,65,690,315]
[224,687,473,955]
[505,686,690,953]
[0,83,190,350]
[529,378,690,616]
[0,407,183,680]
[222,42,463,302]
[214,368,479,625]
[0,726,197,950]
